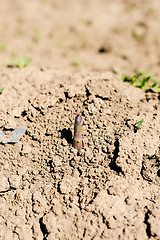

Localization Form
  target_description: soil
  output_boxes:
[0,0,160,240]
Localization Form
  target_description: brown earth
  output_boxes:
[0,0,160,240]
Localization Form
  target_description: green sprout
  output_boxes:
[0,88,4,93]
[11,57,32,68]
[135,119,144,130]
[73,114,83,151]
[72,60,82,67]
[121,71,160,92]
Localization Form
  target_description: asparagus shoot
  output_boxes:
[73,114,83,151]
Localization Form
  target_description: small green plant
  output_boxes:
[0,88,4,93]
[121,71,160,92]
[73,114,83,151]
[72,60,82,67]
[11,57,32,68]
[134,119,144,130]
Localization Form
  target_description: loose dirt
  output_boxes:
[0,0,159,240]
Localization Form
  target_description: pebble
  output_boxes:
[9,175,21,189]
[62,138,68,146]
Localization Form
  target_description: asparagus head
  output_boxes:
[73,114,83,151]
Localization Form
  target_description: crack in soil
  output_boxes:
[100,212,110,229]
[85,86,91,97]
[95,94,110,101]
[39,216,49,240]
[144,209,151,238]
[109,138,124,175]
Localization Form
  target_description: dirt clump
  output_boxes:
[0,68,159,240]
[0,0,160,239]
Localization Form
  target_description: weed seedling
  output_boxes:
[121,71,160,92]
[11,57,32,68]
[0,88,4,94]
[72,60,82,67]
[134,119,144,131]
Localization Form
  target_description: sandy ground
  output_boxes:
[0,0,160,239]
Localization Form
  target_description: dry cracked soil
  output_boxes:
[0,0,160,240]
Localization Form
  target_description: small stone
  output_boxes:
[62,138,68,146]
[9,175,21,189]
[22,143,32,154]
[9,127,26,143]
[107,185,119,195]
[125,196,134,205]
